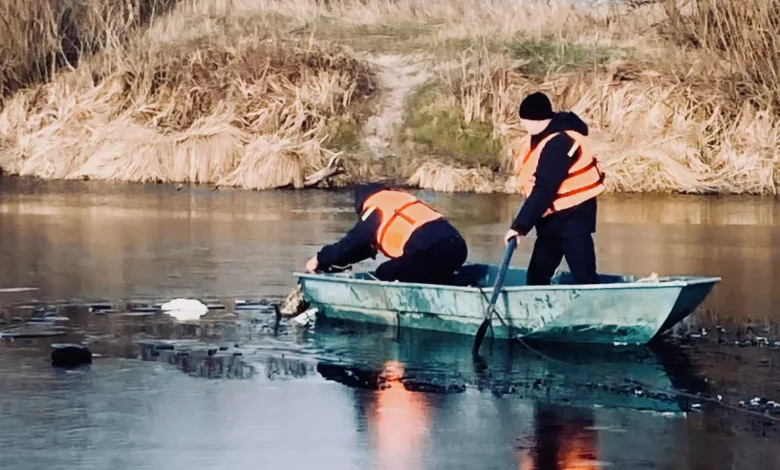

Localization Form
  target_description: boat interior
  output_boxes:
[327,263,660,288]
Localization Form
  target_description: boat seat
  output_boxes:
[451,264,490,287]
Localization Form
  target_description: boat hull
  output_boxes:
[293,264,720,345]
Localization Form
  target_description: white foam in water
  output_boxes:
[161,298,208,321]
[291,308,318,326]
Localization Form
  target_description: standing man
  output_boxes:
[505,92,605,285]
[305,182,468,285]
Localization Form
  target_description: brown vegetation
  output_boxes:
[0,30,375,188]
[0,0,180,97]
[0,0,778,194]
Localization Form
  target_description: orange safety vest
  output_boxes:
[516,130,605,216]
[361,190,443,258]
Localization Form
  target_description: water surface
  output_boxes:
[1,179,779,470]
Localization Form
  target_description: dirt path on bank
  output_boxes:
[357,53,433,159]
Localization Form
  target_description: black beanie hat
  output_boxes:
[518,92,554,121]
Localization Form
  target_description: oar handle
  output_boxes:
[488,237,517,307]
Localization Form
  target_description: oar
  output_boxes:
[472,236,517,357]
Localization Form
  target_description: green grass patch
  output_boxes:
[421,35,633,75]
[323,117,362,152]
[423,36,505,57]
[398,82,502,169]
[288,18,435,54]
[508,38,634,75]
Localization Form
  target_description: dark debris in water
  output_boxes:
[737,396,780,416]
[51,343,92,368]
[89,303,114,313]
[234,299,272,311]
[317,363,383,390]
[129,307,159,313]
[401,379,466,394]
[124,302,162,313]
[90,309,117,315]
[148,341,175,351]
[674,325,780,350]
[138,340,255,379]
[263,356,317,380]
[670,315,780,350]
[65,298,281,317]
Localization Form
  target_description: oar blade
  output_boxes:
[472,237,518,357]
[473,317,491,356]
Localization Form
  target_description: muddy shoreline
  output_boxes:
[2,173,770,197]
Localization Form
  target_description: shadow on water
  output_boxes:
[310,323,780,469]
[310,321,710,413]
[130,315,709,414]
[1,300,780,469]
[127,320,728,469]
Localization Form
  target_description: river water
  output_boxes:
[0,178,779,469]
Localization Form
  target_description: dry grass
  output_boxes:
[0,0,778,194]
[664,0,780,110]
[411,0,780,194]
[407,159,496,193]
[0,34,375,188]
[0,0,180,98]
[446,47,780,194]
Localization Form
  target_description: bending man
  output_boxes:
[306,183,468,285]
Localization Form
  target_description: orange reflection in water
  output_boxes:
[518,416,599,470]
[556,427,598,470]
[368,360,430,470]
[518,447,534,470]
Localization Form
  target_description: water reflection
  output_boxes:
[311,321,707,411]
[1,299,778,469]
[2,179,780,469]
[370,361,429,470]
[1,179,780,326]
[310,322,711,469]
[528,405,598,470]
[95,315,719,469]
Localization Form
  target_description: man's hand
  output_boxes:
[504,229,522,246]
[305,255,319,273]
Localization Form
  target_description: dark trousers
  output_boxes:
[526,234,600,286]
[375,235,468,285]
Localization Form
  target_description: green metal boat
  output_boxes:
[293,264,721,345]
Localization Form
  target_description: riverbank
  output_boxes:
[1,0,778,194]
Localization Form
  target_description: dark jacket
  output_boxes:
[511,111,598,238]
[316,184,462,269]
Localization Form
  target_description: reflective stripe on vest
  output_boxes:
[362,190,443,258]
[516,130,605,217]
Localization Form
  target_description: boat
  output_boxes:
[292,263,721,345]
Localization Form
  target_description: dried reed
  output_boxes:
[0,36,375,188]
[407,160,496,193]
[1,0,778,194]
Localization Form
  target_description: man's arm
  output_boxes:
[510,134,576,234]
[316,210,381,269]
